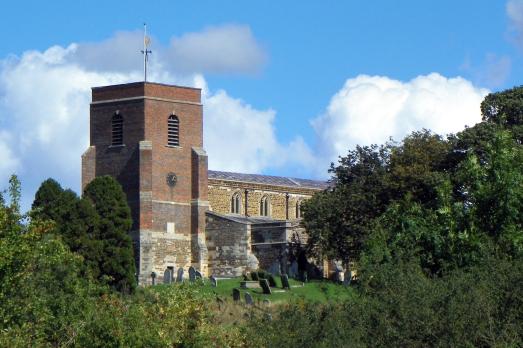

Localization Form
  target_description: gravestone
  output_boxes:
[281,274,290,290]
[232,288,241,302]
[259,279,272,295]
[176,267,184,283]
[335,271,344,283]
[151,272,157,286]
[268,262,280,276]
[289,261,298,278]
[251,271,259,281]
[188,266,196,282]
[195,270,202,280]
[245,292,254,306]
[267,274,277,287]
[343,273,352,286]
[163,268,173,284]
[210,275,217,287]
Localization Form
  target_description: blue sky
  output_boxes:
[0,1,522,210]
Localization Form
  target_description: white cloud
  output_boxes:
[0,131,19,184]
[0,29,281,210]
[507,0,523,49]
[167,25,266,74]
[311,73,490,168]
[460,53,511,88]
[203,89,311,173]
[61,25,266,75]
[0,26,492,210]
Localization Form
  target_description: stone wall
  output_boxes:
[205,213,258,277]
[208,182,313,220]
[134,230,192,285]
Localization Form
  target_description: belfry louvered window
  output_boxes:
[111,113,123,146]
[168,114,180,146]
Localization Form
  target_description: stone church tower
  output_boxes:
[82,82,209,284]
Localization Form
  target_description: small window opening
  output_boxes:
[111,113,123,146]
[168,115,180,146]
[296,201,302,218]
[231,192,242,214]
[260,195,270,217]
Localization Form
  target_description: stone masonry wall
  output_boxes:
[205,213,258,277]
[208,182,313,220]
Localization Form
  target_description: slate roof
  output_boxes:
[206,211,288,225]
[208,170,329,190]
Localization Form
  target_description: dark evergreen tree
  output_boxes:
[83,176,136,293]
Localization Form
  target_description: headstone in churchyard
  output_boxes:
[188,266,196,282]
[343,274,352,286]
[151,272,157,286]
[245,292,254,306]
[281,274,290,290]
[251,271,259,281]
[301,271,308,283]
[176,267,184,282]
[210,275,217,287]
[164,268,173,284]
[195,270,202,280]
[336,271,344,283]
[268,262,280,276]
[289,261,298,278]
[267,274,277,287]
[232,288,241,302]
[259,279,272,295]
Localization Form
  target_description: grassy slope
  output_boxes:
[155,277,354,304]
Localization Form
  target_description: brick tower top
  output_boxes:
[91,82,201,104]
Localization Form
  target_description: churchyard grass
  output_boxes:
[154,277,354,304]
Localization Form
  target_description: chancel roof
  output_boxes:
[208,170,329,190]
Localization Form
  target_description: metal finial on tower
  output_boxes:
[141,23,152,82]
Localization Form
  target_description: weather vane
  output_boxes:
[141,23,152,82]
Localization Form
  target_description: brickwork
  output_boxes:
[82,81,330,285]
[82,82,209,284]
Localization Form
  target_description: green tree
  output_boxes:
[83,176,136,293]
[480,85,523,142]
[32,179,102,280]
[303,144,391,270]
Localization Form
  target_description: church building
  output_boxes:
[81,82,328,285]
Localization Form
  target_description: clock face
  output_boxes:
[166,172,177,187]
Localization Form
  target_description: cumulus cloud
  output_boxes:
[311,73,489,168]
[0,28,279,210]
[507,0,523,49]
[461,53,512,88]
[203,89,312,173]
[60,25,266,75]
[0,25,492,210]
[167,25,266,74]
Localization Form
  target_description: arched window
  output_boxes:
[168,115,180,146]
[231,192,242,214]
[260,195,270,217]
[295,201,302,219]
[111,112,123,146]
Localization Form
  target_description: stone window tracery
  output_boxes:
[296,200,302,218]
[231,192,242,214]
[260,195,270,217]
